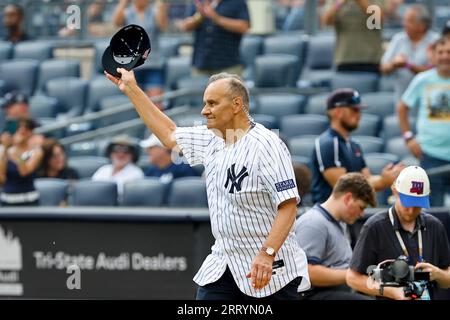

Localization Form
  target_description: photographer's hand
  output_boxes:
[415,262,450,289]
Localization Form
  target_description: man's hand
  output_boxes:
[0,133,12,149]
[104,68,138,94]
[392,54,407,68]
[195,0,219,21]
[406,138,423,159]
[380,162,405,187]
[246,252,274,290]
[415,262,440,282]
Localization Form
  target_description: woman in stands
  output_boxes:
[0,118,43,206]
[39,138,79,180]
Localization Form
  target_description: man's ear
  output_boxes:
[343,192,353,206]
[232,96,243,114]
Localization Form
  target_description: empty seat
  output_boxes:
[353,136,384,153]
[254,54,300,87]
[159,37,181,58]
[45,77,89,117]
[301,35,335,86]
[263,35,306,78]
[352,114,381,137]
[97,94,137,127]
[0,59,39,96]
[37,59,80,93]
[13,41,53,61]
[331,72,379,94]
[382,115,416,141]
[86,76,121,113]
[362,91,395,117]
[378,75,395,92]
[401,155,420,167]
[385,137,411,158]
[165,56,191,90]
[253,114,278,129]
[364,153,400,174]
[173,75,209,107]
[240,35,263,80]
[67,156,110,179]
[70,180,118,206]
[93,40,109,75]
[0,41,13,61]
[304,93,328,115]
[280,114,328,138]
[256,94,305,119]
[34,178,69,206]
[122,178,166,206]
[167,177,208,207]
[288,135,318,158]
[29,95,58,118]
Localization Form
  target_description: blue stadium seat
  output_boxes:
[168,177,208,207]
[175,114,205,127]
[159,37,181,58]
[29,95,58,118]
[364,152,400,174]
[67,141,98,157]
[301,35,335,86]
[280,114,328,138]
[97,94,138,127]
[382,115,416,141]
[173,75,209,108]
[0,41,13,61]
[37,59,80,93]
[67,156,110,179]
[86,76,121,113]
[288,135,318,158]
[378,75,395,92]
[254,54,300,87]
[353,136,384,153]
[34,178,69,206]
[70,180,118,206]
[385,137,411,159]
[362,91,395,117]
[93,40,109,74]
[331,72,379,94]
[401,155,420,167]
[239,35,263,80]
[165,56,191,90]
[304,93,328,115]
[122,178,166,207]
[13,41,53,61]
[256,94,305,120]
[0,59,39,96]
[352,114,381,137]
[45,77,89,117]
[253,114,278,130]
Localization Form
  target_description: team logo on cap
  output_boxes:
[410,181,424,195]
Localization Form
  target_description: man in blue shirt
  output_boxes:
[311,88,404,203]
[140,134,198,183]
[176,0,250,76]
[398,36,450,207]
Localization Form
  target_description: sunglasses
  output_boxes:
[111,145,131,153]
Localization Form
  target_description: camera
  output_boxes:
[367,256,430,299]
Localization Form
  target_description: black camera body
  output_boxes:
[367,256,430,298]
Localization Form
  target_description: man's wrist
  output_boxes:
[403,131,414,143]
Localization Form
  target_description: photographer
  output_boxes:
[347,166,450,299]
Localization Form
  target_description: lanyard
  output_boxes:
[388,207,423,263]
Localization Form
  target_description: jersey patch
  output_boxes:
[275,179,296,192]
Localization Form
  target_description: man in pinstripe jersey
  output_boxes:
[106,68,310,300]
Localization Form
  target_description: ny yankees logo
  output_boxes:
[410,181,424,195]
[224,164,249,193]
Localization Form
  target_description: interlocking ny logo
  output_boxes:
[224,164,249,193]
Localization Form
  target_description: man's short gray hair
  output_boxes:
[208,73,250,111]
[409,4,432,30]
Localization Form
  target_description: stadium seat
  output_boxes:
[362,91,395,117]
[173,75,209,108]
[365,153,400,174]
[280,114,328,138]
[353,136,384,153]
[401,155,420,167]
[0,59,39,96]
[37,59,80,93]
[97,94,138,127]
[93,40,109,75]
[331,72,379,94]
[385,137,411,158]
[34,178,70,206]
[67,156,110,179]
[256,94,305,120]
[29,95,58,118]
[252,114,278,129]
[122,178,166,207]
[304,93,328,115]
[70,180,118,206]
[86,76,121,113]
[159,37,181,58]
[67,141,99,157]
[378,75,396,92]
[0,41,13,61]
[301,34,335,86]
[175,114,205,127]
[13,41,53,61]
[240,35,263,80]
[45,77,89,117]
[288,135,318,159]
[382,115,416,141]
[254,54,300,87]
[165,56,191,90]
[167,177,208,207]
[352,114,381,137]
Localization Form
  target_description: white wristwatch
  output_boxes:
[261,246,276,257]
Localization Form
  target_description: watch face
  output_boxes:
[266,247,275,256]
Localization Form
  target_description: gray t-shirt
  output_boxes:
[382,30,439,102]
[295,204,352,269]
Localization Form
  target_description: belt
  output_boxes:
[0,191,39,204]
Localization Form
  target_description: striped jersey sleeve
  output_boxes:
[174,126,214,166]
[258,136,300,207]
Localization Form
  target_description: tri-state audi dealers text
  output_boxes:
[33,252,187,271]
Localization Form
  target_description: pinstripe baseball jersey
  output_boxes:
[175,123,310,298]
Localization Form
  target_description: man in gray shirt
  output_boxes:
[295,173,377,300]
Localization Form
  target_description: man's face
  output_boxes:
[394,189,422,224]
[435,40,450,74]
[147,145,170,167]
[3,6,21,29]
[5,102,29,119]
[339,106,361,132]
[342,194,367,225]
[201,79,236,133]
[403,9,426,39]
[110,145,133,168]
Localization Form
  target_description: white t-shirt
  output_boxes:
[92,163,144,196]
[175,124,310,298]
